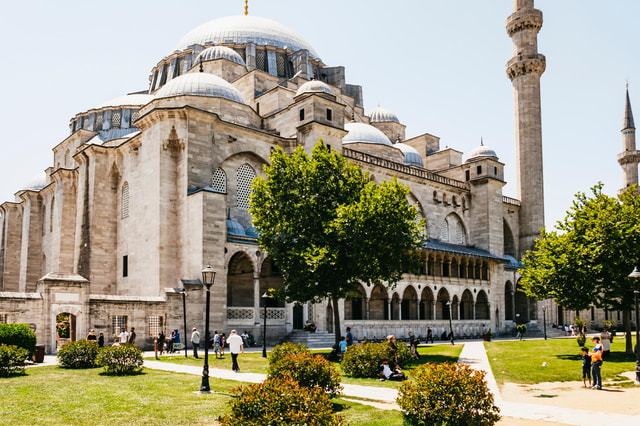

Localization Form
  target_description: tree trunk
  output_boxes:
[332,296,341,346]
[624,310,633,355]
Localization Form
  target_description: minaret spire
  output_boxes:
[244,0,249,15]
[618,84,639,192]
[506,0,546,256]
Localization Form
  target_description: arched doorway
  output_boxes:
[476,290,490,320]
[436,288,450,320]
[227,251,254,308]
[420,287,434,320]
[390,293,400,320]
[345,285,366,320]
[401,286,418,320]
[56,312,76,347]
[504,281,514,320]
[370,284,388,320]
[460,290,473,320]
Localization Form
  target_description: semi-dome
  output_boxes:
[343,122,393,146]
[466,141,498,161]
[95,93,154,109]
[227,219,246,236]
[154,72,246,104]
[395,143,424,167]
[296,80,334,97]
[369,105,400,124]
[172,15,321,61]
[24,171,47,191]
[194,46,246,66]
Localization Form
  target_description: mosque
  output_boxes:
[1,1,556,351]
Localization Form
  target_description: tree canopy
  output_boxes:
[249,142,424,342]
[520,184,640,352]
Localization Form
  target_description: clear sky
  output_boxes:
[1,0,639,230]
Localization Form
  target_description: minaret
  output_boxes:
[618,86,640,192]
[506,0,546,256]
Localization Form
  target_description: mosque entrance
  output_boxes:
[55,312,76,347]
[293,304,304,329]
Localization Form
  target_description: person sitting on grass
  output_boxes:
[379,357,407,381]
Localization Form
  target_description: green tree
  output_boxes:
[520,184,640,354]
[250,142,424,344]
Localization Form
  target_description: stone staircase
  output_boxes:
[285,330,336,348]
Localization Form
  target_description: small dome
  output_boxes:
[395,143,423,168]
[24,171,47,190]
[172,15,321,61]
[467,141,498,161]
[95,93,154,109]
[227,219,246,236]
[295,80,334,97]
[194,46,246,66]
[369,105,400,124]
[155,72,246,104]
[245,226,259,238]
[342,122,392,146]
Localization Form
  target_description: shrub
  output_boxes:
[267,341,310,365]
[0,324,37,355]
[268,352,342,397]
[219,378,345,426]
[96,344,143,375]
[341,341,412,378]
[57,339,100,369]
[397,362,501,426]
[0,344,30,377]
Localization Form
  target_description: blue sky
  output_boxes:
[1,1,639,229]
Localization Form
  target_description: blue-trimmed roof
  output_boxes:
[503,255,523,269]
[423,239,507,262]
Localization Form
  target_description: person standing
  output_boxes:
[128,327,137,345]
[345,327,354,346]
[408,332,420,360]
[97,332,105,347]
[387,335,398,365]
[590,336,604,390]
[87,329,97,343]
[191,327,200,359]
[118,328,129,344]
[581,347,592,388]
[426,327,434,344]
[600,328,612,359]
[227,330,244,372]
[157,330,166,354]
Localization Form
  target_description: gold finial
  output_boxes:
[244,0,249,15]
[626,81,630,89]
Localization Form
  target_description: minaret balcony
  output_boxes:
[506,54,546,81]
[506,8,543,36]
[617,150,640,165]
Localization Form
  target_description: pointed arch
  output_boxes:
[401,286,419,320]
[445,213,466,245]
[345,284,366,320]
[370,284,388,320]
[504,281,515,320]
[212,168,227,193]
[227,251,254,307]
[260,256,284,307]
[390,292,400,320]
[460,289,474,320]
[503,219,516,257]
[420,287,434,320]
[436,288,450,320]
[476,290,490,320]
[236,164,256,210]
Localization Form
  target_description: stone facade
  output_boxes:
[0,8,551,353]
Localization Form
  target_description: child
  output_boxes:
[338,336,347,359]
[581,347,592,388]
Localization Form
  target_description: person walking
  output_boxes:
[426,327,434,344]
[191,327,201,359]
[227,330,244,372]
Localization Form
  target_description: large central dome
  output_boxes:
[172,15,321,61]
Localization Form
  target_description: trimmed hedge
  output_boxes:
[268,352,342,397]
[219,378,345,426]
[0,344,30,377]
[57,339,100,369]
[341,341,412,378]
[96,344,143,375]
[0,324,36,355]
[397,362,501,426]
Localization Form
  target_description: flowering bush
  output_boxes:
[268,352,342,397]
[341,341,412,378]
[267,341,309,365]
[219,378,345,426]
[397,362,501,426]
[0,344,30,377]
[96,344,143,375]
[57,339,100,369]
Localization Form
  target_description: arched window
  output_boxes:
[49,197,55,233]
[440,221,449,242]
[212,168,227,193]
[121,182,130,219]
[237,164,256,210]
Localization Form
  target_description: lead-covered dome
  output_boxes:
[466,141,498,161]
[296,80,334,97]
[342,122,393,146]
[395,143,424,167]
[194,46,246,66]
[369,105,400,124]
[172,15,321,61]
[23,171,47,191]
[154,72,246,104]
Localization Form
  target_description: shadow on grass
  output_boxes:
[555,352,636,364]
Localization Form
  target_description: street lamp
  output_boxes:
[261,291,272,358]
[446,301,454,345]
[178,288,188,358]
[542,305,547,340]
[628,267,640,384]
[200,265,216,393]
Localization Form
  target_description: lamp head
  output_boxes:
[201,265,216,289]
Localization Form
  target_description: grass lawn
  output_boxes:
[0,366,405,425]
[486,336,638,385]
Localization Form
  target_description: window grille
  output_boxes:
[112,112,121,129]
[112,315,127,336]
[236,164,256,210]
[440,221,449,242]
[121,182,129,219]
[95,114,103,131]
[131,111,140,124]
[148,316,163,337]
[212,168,227,193]
[0,314,7,323]
[256,50,267,72]
[276,53,286,77]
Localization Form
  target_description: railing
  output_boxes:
[502,196,521,206]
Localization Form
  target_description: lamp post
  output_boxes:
[180,289,188,358]
[200,265,216,393]
[446,301,454,345]
[542,305,547,340]
[261,291,272,358]
[628,267,640,384]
